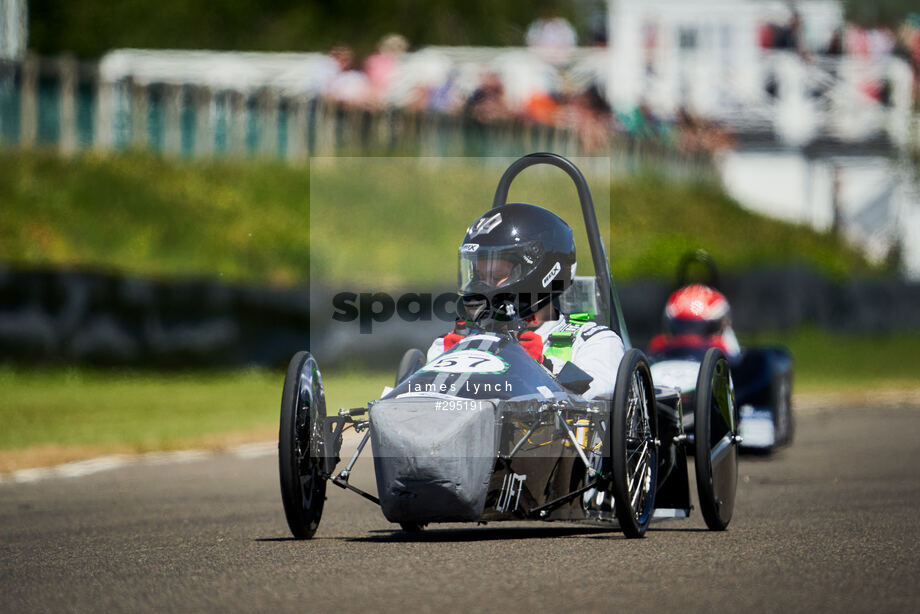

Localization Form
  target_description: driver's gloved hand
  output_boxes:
[442,319,470,351]
[518,331,544,362]
[443,332,465,351]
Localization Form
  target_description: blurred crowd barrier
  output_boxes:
[609,1,919,150]
[2,264,917,368]
[0,50,714,175]
[1,45,914,168]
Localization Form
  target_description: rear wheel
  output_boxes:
[279,351,328,539]
[609,349,658,538]
[694,348,739,531]
[772,371,794,447]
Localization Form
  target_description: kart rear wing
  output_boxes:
[491,152,631,348]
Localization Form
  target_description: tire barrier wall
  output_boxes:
[0,265,309,367]
[1,264,918,368]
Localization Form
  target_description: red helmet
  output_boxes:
[663,284,731,337]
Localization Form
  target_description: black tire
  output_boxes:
[279,351,328,539]
[771,371,794,447]
[694,348,739,531]
[608,348,658,538]
[399,522,426,533]
[396,348,426,386]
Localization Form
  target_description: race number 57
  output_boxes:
[421,349,509,374]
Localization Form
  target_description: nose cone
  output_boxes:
[370,397,497,524]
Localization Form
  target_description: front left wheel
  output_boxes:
[279,351,328,539]
[395,348,426,386]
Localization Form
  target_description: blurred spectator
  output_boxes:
[846,24,899,104]
[781,9,802,52]
[566,83,612,153]
[845,24,870,58]
[676,106,733,154]
[826,28,844,56]
[385,48,455,111]
[464,72,509,123]
[324,45,372,107]
[618,102,663,139]
[758,7,802,54]
[586,5,608,46]
[405,84,432,111]
[427,70,465,114]
[868,27,896,59]
[643,23,659,76]
[364,34,408,99]
[896,14,920,105]
[523,90,560,125]
[758,21,774,49]
[525,12,577,66]
[309,39,745,157]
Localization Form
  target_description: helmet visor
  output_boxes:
[458,243,539,294]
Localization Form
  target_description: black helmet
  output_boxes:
[458,203,576,321]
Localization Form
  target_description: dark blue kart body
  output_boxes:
[649,343,793,451]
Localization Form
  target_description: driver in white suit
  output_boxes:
[427,203,624,400]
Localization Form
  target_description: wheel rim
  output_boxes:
[775,375,790,443]
[295,362,325,509]
[280,352,329,539]
[625,370,655,526]
[709,364,737,515]
[695,351,739,530]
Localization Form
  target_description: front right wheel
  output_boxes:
[608,348,658,538]
[694,347,739,531]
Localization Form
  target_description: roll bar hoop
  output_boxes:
[490,152,630,347]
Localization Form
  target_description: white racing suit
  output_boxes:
[426,317,625,400]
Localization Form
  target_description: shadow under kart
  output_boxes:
[278,153,741,540]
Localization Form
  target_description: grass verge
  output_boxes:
[0,365,391,473]
[741,328,920,394]
[2,329,918,472]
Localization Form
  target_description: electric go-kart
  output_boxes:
[278,153,740,539]
[647,250,794,452]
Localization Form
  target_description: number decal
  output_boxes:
[422,350,509,374]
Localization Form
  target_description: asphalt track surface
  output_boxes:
[2,404,919,614]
